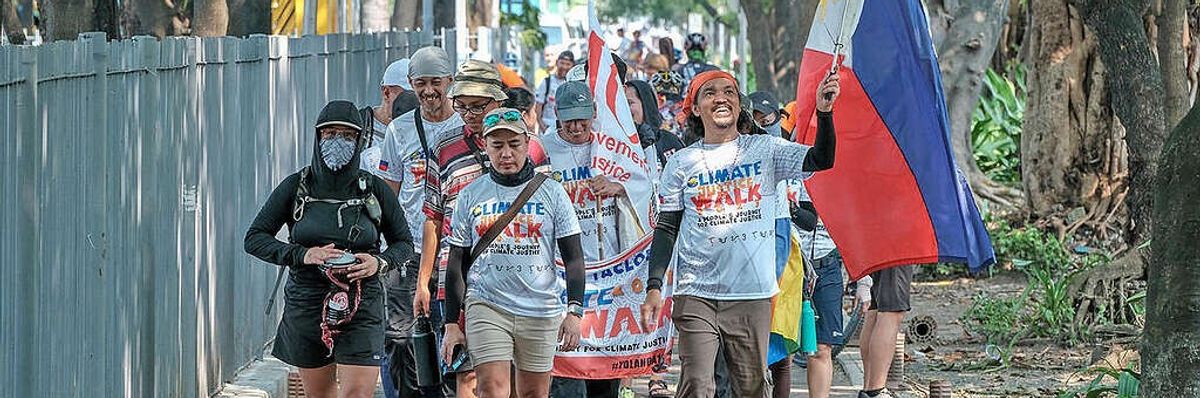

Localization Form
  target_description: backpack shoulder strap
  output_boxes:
[360,106,377,147]
[470,173,548,260]
[414,105,432,159]
[544,76,552,98]
[292,166,313,222]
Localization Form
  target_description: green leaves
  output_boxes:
[1058,366,1141,398]
[500,1,548,52]
[971,64,1026,185]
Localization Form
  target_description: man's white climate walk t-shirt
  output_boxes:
[447,174,582,318]
[377,110,464,247]
[659,134,812,300]
[540,131,621,262]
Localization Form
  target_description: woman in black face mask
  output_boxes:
[245,100,416,398]
[624,80,686,170]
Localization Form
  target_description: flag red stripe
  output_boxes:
[793,50,940,279]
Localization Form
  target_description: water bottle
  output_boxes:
[801,299,818,356]
[412,315,441,387]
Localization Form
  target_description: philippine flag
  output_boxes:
[792,0,995,279]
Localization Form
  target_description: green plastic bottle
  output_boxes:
[801,299,818,356]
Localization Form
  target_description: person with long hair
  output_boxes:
[639,70,841,396]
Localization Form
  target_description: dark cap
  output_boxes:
[748,91,780,115]
[555,81,596,122]
[558,51,576,63]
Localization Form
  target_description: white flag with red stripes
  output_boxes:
[583,1,655,232]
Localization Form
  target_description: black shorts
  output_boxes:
[868,265,913,313]
[273,275,386,368]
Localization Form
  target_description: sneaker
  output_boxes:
[619,386,636,398]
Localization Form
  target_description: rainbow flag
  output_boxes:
[792,0,995,279]
[768,217,806,364]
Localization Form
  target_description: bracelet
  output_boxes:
[374,255,389,274]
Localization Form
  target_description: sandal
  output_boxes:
[648,379,673,398]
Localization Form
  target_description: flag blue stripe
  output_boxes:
[849,0,995,269]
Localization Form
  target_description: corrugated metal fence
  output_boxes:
[0,30,449,398]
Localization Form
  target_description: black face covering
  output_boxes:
[310,100,367,198]
[490,159,535,187]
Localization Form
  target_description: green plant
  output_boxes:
[964,214,1089,352]
[500,1,547,51]
[971,64,1026,185]
[1059,366,1141,398]
[962,292,1026,346]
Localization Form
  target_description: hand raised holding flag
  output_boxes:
[816,73,841,112]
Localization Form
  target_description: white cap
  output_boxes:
[381,59,412,90]
[566,64,587,82]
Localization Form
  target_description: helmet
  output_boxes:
[685,33,708,51]
[650,71,684,97]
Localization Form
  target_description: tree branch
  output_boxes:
[694,0,736,29]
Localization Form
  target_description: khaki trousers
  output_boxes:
[672,295,773,397]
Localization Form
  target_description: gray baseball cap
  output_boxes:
[408,46,453,79]
[555,81,596,122]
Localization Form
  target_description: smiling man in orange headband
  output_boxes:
[638,70,842,396]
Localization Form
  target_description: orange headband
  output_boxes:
[681,70,739,120]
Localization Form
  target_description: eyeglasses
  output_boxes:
[320,127,359,139]
[453,100,494,115]
[483,110,523,128]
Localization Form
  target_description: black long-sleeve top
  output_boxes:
[244,172,416,285]
[646,110,836,291]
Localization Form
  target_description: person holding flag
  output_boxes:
[790,2,995,396]
[639,69,840,396]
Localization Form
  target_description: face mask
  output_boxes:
[320,136,357,171]
[763,122,783,138]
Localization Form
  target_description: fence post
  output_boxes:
[79,31,114,394]
[14,43,40,398]
[132,34,161,397]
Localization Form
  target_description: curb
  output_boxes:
[216,356,293,398]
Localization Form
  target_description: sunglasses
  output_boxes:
[453,100,494,115]
[483,110,523,128]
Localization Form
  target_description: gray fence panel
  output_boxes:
[0,30,437,398]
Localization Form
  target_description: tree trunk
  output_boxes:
[739,0,778,96]
[95,0,120,39]
[1081,0,1166,246]
[192,0,229,36]
[390,0,420,31]
[929,0,1021,208]
[1022,0,1128,240]
[467,0,491,35]
[125,0,181,38]
[1159,0,1189,128]
[770,0,814,103]
[227,0,270,36]
[1,0,26,44]
[43,0,96,41]
[433,0,454,30]
[1141,89,1200,398]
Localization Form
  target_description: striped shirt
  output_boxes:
[423,126,550,299]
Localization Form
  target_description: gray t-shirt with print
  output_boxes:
[447,174,582,318]
[659,134,812,300]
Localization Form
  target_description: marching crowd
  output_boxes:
[245,30,913,398]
